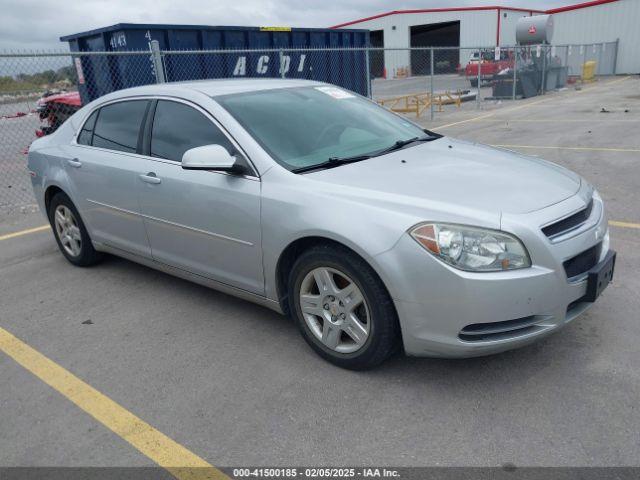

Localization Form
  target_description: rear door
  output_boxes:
[136,99,264,294]
[68,99,152,258]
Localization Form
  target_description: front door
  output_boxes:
[137,99,264,294]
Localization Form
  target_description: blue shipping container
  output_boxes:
[60,23,370,103]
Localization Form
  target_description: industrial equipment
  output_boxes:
[492,14,569,99]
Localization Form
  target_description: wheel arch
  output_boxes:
[275,235,398,319]
[43,183,96,241]
[44,184,66,213]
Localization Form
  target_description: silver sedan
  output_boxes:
[28,79,616,369]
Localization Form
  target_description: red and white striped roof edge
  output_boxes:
[329,0,620,28]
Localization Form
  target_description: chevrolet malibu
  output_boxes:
[28,79,616,369]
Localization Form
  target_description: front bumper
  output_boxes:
[375,192,612,358]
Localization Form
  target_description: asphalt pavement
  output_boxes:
[0,75,639,471]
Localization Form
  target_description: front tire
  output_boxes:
[48,192,102,267]
[288,244,400,370]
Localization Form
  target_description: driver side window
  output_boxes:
[150,100,235,162]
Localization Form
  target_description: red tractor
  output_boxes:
[464,50,514,88]
[35,91,82,137]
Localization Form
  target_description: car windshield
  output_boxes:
[215,86,433,171]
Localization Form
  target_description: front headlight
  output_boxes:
[410,223,531,272]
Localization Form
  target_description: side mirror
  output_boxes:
[181,144,246,174]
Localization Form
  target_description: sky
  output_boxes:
[0,0,576,51]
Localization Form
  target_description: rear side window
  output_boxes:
[77,110,98,145]
[150,100,234,162]
[92,100,149,153]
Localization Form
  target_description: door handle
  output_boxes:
[67,158,82,168]
[139,173,161,184]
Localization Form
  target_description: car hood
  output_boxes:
[306,138,581,215]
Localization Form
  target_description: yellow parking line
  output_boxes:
[433,75,631,131]
[2,216,640,246]
[463,119,640,123]
[431,111,500,130]
[491,144,640,153]
[0,225,50,241]
[0,326,228,480]
[574,74,630,92]
[433,96,553,130]
[609,220,640,229]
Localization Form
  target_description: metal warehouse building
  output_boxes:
[331,0,640,75]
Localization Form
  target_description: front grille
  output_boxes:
[542,200,593,238]
[563,243,601,279]
[459,316,541,342]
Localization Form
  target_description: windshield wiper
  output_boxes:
[372,135,438,157]
[291,154,371,174]
[291,134,439,174]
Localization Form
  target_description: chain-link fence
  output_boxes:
[372,42,617,118]
[0,41,618,210]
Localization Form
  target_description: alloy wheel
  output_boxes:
[53,205,82,257]
[299,267,370,354]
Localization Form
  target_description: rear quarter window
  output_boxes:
[77,110,98,146]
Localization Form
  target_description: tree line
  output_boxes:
[0,65,77,93]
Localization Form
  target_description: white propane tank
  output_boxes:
[516,15,554,45]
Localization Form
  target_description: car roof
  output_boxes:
[106,78,325,100]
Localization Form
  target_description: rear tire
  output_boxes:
[288,244,400,370]
[48,192,102,267]
[469,78,478,88]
